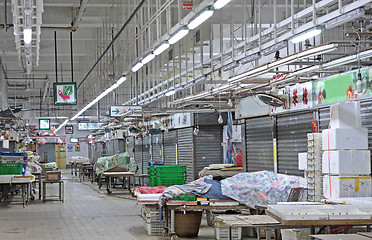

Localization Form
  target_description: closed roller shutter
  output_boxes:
[163,130,177,165]
[127,137,135,159]
[113,139,125,154]
[142,135,151,176]
[134,137,143,174]
[245,116,274,172]
[195,126,223,179]
[177,127,194,183]
[277,111,314,176]
[152,133,163,163]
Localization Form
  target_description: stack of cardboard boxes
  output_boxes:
[322,102,372,199]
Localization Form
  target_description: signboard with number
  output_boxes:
[54,82,77,105]
[110,105,142,117]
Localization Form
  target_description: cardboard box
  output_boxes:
[331,102,361,129]
[45,171,61,182]
[322,150,371,175]
[323,175,372,199]
[322,128,368,150]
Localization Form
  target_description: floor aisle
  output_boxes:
[0,170,226,240]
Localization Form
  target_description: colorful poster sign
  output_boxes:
[54,82,77,105]
[67,144,74,152]
[75,143,80,152]
[313,68,372,106]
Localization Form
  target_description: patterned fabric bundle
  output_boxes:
[95,152,136,174]
[221,171,301,208]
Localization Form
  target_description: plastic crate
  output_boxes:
[0,162,23,175]
[156,177,185,187]
[173,194,196,201]
[148,176,157,187]
[156,171,185,179]
[155,165,186,173]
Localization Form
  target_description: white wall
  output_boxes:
[56,122,92,164]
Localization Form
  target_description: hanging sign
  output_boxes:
[54,82,77,105]
[39,119,51,130]
[313,67,372,106]
[75,143,80,152]
[65,126,73,134]
[271,82,313,113]
[110,105,142,117]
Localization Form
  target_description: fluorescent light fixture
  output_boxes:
[165,90,176,96]
[222,61,239,71]
[141,52,155,64]
[188,7,214,30]
[116,76,127,85]
[69,76,127,121]
[262,40,287,56]
[325,8,365,29]
[213,0,232,9]
[131,61,143,72]
[168,27,189,44]
[239,52,261,64]
[290,26,322,43]
[153,41,170,55]
[23,28,32,44]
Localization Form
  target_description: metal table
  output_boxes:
[42,180,64,203]
[0,175,35,207]
[102,172,135,194]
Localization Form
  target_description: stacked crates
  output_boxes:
[306,133,323,202]
[141,205,169,236]
[148,165,186,187]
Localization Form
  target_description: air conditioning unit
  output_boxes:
[114,130,124,139]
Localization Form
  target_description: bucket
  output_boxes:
[174,211,202,237]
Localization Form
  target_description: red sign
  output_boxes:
[311,121,319,133]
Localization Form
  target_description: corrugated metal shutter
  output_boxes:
[163,130,177,165]
[113,139,125,154]
[177,127,194,183]
[277,111,314,176]
[245,116,274,172]
[195,126,223,179]
[142,135,151,176]
[151,133,163,163]
[134,137,143,174]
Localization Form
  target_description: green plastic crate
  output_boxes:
[148,176,157,187]
[155,165,186,173]
[0,162,23,175]
[172,194,196,201]
[156,177,185,187]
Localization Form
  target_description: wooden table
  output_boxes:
[102,172,135,194]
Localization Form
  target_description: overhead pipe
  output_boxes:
[77,0,147,90]
[71,0,89,31]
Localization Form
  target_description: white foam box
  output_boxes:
[298,153,307,170]
[323,175,372,199]
[331,102,361,129]
[322,150,371,175]
[322,128,368,150]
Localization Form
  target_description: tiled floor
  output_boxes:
[0,170,249,240]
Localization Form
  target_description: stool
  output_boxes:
[42,180,64,203]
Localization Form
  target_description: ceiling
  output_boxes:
[0,0,371,128]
